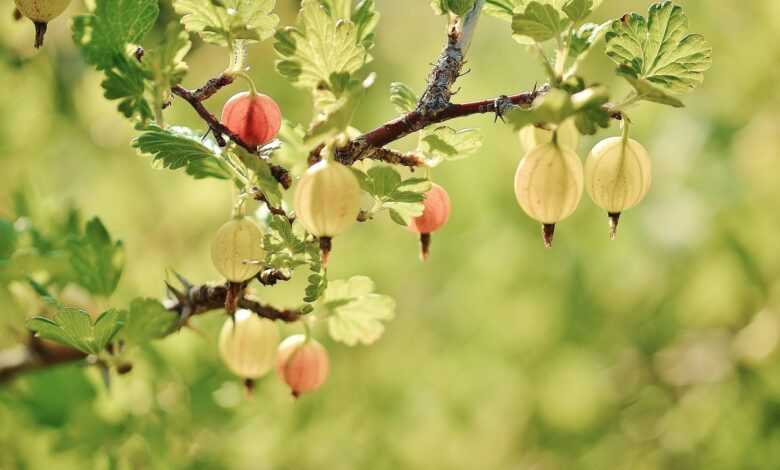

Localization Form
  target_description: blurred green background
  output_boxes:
[2,0,780,469]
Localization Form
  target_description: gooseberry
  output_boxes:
[276,335,330,398]
[211,217,265,282]
[218,309,279,379]
[514,142,584,247]
[14,0,72,48]
[585,136,652,239]
[221,91,282,148]
[293,160,362,263]
[519,119,580,153]
[407,183,451,260]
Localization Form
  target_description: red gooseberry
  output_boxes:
[276,335,330,398]
[408,183,451,234]
[221,91,282,147]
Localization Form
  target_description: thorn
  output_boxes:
[165,281,186,303]
[419,233,432,261]
[172,270,194,291]
[542,224,556,248]
[608,212,621,240]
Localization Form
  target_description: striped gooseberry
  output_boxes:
[218,309,279,379]
[211,217,265,282]
[514,141,584,247]
[276,335,330,398]
[293,159,361,264]
[585,136,652,238]
[221,92,282,147]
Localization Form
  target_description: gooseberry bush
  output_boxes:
[1,0,711,396]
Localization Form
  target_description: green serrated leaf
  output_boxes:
[512,1,571,43]
[420,126,483,164]
[120,298,178,346]
[431,0,478,16]
[101,55,153,121]
[605,1,712,95]
[28,307,124,355]
[325,276,395,346]
[274,0,369,93]
[616,66,684,108]
[561,0,591,22]
[173,0,279,47]
[72,0,159,121]
[388,209,407,226]
[568,21,609,58]
[366,166,402,198]
[133,125,232,180]
[143,23,191,91]
[72,0,159,70]
[67,218,124,297]
[389,82,418,113]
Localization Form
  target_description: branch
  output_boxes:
[417,0,486,117]
[170,83,292,190]
[333,87,546,165]
[0,281,302,384]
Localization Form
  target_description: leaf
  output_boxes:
[173,0,279,47]
[568,21,609,58]
[120,298,178,346]
[512,1,570,43]
[27,307,124,355]
[274,0,370,94]
[72,0,159,121]
[0,219,16,260]
[605,1,712,95]
[72,0,159,70]
[487,0,602,21]
[133,125,232,180]
[101,55,153,121]
[420,126,483,163]
[366,167,402,199]
[142,23,192,91]
[616,66,684,108]
[325,276,396,346]
[352,0,380,50]
[245,156,284,207]
[431,0,478,16]
[67,218,125,297]
[389,82,418,113]
[561,0,592,22]
[504,86,609,135]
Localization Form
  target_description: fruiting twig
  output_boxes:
[0,280,302,383]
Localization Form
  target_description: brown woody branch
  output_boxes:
[0,280,301,384]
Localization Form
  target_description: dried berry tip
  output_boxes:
[542,224,556,248]
[419,233,432,261]
[608,212,621,240]
[116,363,133,375]
[243,378,255,398]
[319,237,332,267]
[34,22,47,49]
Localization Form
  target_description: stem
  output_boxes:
[234,71,258,96]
